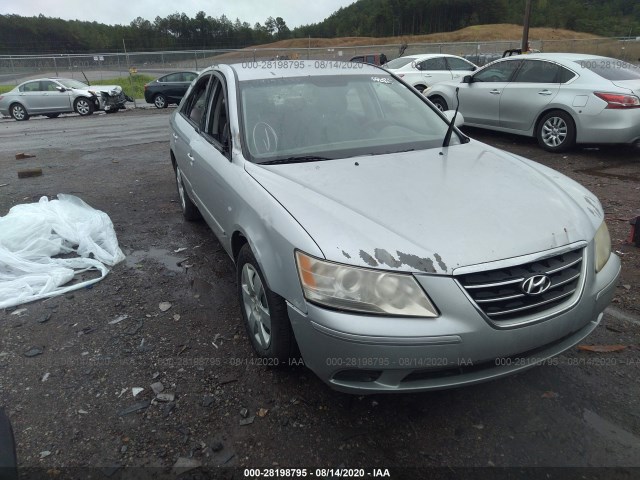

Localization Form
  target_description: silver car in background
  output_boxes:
[170,61,619,393]
[426,53,640,152]
[0,78,129,120]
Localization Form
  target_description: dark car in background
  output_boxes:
[144,71,199,108]
[349,53,388,65]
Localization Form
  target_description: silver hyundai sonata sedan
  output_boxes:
[169,61,620,393]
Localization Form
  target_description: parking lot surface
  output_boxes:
[0,109,639,477]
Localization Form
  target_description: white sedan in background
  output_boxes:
[385,53,477,92]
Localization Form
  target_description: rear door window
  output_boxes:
[577,58,640,81]
[512,60,561,83]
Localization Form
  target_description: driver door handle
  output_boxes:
[538,90,553,96]
[489,89,501,95]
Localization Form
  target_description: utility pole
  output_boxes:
[522,0,533,52]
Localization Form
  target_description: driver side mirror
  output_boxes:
[462,75,473,84]
[56,86,66,92]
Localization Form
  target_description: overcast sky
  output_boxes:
[2,0,355,28]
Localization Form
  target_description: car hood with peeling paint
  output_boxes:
[245,141,603,274]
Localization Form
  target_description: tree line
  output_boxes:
[1,0,639,54]
[294,0,640,39]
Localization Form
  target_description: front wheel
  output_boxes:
[154,94,168,109]
[74,97,94,116]
[10,103,29,121]
[429,96,448,112]
[536,110,576,152]
[237,244,294,362]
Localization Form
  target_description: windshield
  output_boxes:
[238,73,459,164]
[577,58,640,81]
[57,79,90,89]
[385,57,415,69]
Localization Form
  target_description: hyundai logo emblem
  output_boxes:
[521,275,552,295]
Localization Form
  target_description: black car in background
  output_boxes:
[143,71,199,108]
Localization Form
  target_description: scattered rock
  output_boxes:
[172,457,201,475]
[240,407,249,418]
[118,400,150,416]
[109,314,128,325]
[162,402,176,417]
[15,152,36,160]
[239,416,255,426]
[156,392,175,402]
[41,372,50,382]
[132,387,144,397]
[37,313,52,324]
[150,382,164,395]
[202,395,215,408]
[159,302,172,312]
[39,450,51,459]
[24,347,44,357]
[257,408,268,418]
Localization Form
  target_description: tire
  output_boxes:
[10,103,29,121]
[45,113,60,118]
[237,244,294,362]
[154,94,168,109]
[0,409,18,480]
[536,110,576,153]
[74,97,94,116]
[429,95,448,112]
[175,165,201,221]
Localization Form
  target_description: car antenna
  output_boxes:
[442,87,460,149]
[81,70,91,86]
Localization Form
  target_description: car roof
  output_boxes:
[224,60,384,82]
[398,53,461,60]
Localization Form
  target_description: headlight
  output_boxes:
[594,221,611,273]
[295,251,438,317]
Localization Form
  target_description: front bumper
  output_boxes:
[97,92,130,111]
[288,248,620,394]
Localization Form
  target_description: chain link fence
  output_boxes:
[1,37,639,85]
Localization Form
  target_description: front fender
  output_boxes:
[231,166,323,314]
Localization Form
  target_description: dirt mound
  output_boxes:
[250,24,601,49]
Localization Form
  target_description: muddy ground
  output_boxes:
[0,108,639,480]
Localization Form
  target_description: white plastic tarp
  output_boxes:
[0,194,125,309]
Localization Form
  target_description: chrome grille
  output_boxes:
[457,248,584,323]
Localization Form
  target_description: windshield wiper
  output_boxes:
[259,155,332,165]
[442,87,460,148]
